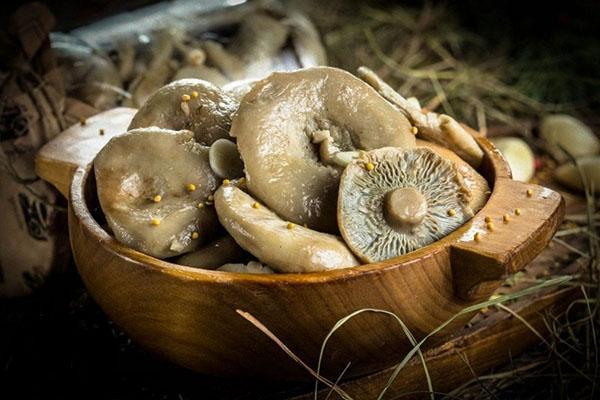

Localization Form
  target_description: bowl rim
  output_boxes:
[70,135,510,286]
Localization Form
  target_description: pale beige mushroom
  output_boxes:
[128,79,237,146]
[555,156,600,194]
[217,261,274,274]
[202,40,246,81]
[417,140,489,213]
[283,12,328,67]
[338,147,472,263]
[356,66,484,168]
[214,184,359,273]
[540,114,600,162]
[490,137,535,182]
[176,236,249,269]
[208,139,244,180]
[94,128,220,258]
[231,67,415,233]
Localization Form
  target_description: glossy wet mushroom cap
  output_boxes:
[94,128,220,258]
[231,66,416,233]
[128,79,237,146]
[338,147,472,263]
[214,184,359,273]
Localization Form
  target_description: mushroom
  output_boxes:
[128,79,237,146]
[217,261,274,274]
[94,128,220,258]
[222,78,260,104]
[555,156,600,194]
[416,140,489,213]
[490,137,535,182]
[208,139,244,179]
[202,40,246,81]
[175,236,250,269]
[356,66,484,168]
[172,65,229,87]
[282,12,328,67]
[231,67,416,233]
[539,114,600,162]
[338,147,472,263]
[214,184,359,273]
[51,33,124,110]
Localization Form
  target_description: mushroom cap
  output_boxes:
[222,78,260,104]
[128,79,237,146]
[94,128,220,258]
[231,67,416,233]
[540,114,600,162]
[214,184,359,273]
[490,137,535,182]
[416,139,489,213]
[175,235,250,269]
[338,147,472,263]
[208,138,244,179]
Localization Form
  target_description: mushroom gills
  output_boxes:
[214,184,359,273]
[94,128,220,258]
[338,147,473,263]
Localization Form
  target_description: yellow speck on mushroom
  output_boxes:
[191,231,199,240]
[447,209,456,217]
[411,126,418,135]
[252,202,260,209]
[79,117,87,126]
[365,162,375,171]
[197,202,204,209]
[486,222,494,231]
[484,216,492,223]
[153,195,162,203]
[150,218,161,226]
[191,91,199,99]
[515,208,522,216]
[526,189,533,197]
[207,194,214,202]
[286,222,295,230]
[186,183,196,192]
[181,94,191,102]
[474,232,481,242]
[503,214,511,223]
[99,128,105,136]
[223,179,231,186]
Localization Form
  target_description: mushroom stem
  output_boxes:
[356,66,483,168]
[311,130,359,167]
[384,187,428,230]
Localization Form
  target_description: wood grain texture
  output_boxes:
[36,109,564,379]
[292,287,579,399]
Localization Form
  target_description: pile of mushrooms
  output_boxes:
[94,67,490,274]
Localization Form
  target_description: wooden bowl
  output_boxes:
[36,108,564,380]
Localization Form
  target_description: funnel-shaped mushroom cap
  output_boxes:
[231,67,416,233]
[94,128,220,258]
[416,140,489,213]
[338,147,472,263]
[214,184,359,273]
[128,79,237,146]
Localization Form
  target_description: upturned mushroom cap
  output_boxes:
[231,67,416,233]
[416,140,489,213]
[128,79,237,146]
[94,128,220,258]
[208,139,244,179]
[338,147,472,263]
[214,184,359,273]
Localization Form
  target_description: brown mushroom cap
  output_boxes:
[128,79,237,146]
[94,128,220,258]
[338,147,472,263]
[214,184,359,273]
[231,67,416,233]
[416,139,489,213]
